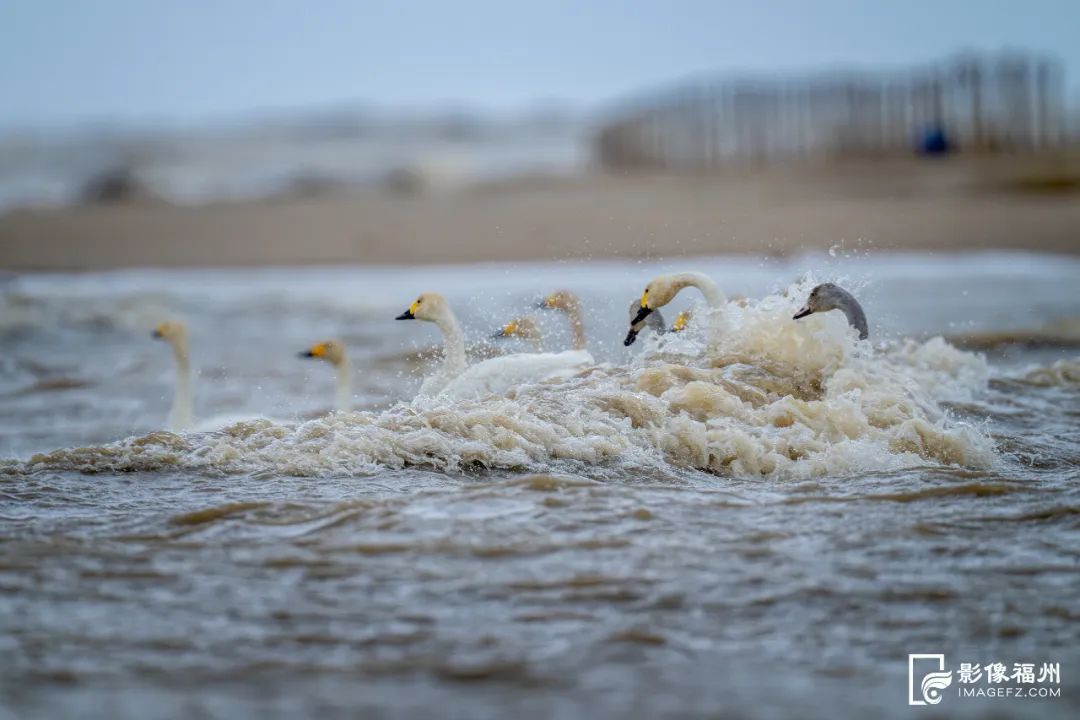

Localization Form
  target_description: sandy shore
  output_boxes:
[2,157,1079,270]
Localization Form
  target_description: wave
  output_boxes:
[1020,358,1080,388]
[4,279,997,480]
[0,290,174,333]
[944,317,1080,350]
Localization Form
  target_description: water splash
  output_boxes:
[10,278,997,480]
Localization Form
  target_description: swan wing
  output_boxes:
[438,350,593,400]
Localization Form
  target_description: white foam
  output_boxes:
[13,278,997,480]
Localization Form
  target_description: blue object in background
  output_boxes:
[919,125,950,155]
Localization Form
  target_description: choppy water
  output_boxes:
[1,252,1079,719]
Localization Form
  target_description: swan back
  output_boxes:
[438,349,593,400]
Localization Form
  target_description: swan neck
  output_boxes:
[677,272,726,307]
[170,344,193,431]
[838,298,870,340]
[335,358,352,412]
[434,308,468,376]
[564,302,587,351]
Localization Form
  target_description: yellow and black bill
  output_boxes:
[535,297,553,310]
[397,298,420,320]
[299,342,326,359]
[631,304,653,326]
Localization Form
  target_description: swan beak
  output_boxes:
[151,329,163,339]
[631,305,653,326]
[493,321,515,339]
[299,350,315,358]
[397,299,420,320]
[792,305,813,320]
[623,328,639,346]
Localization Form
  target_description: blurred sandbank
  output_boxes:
[1,151,1079,270]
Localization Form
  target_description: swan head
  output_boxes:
[152,320,187,345]
[628,274,682,330]
[300,340,346,367]
[793,283,869,339]
[793,283,847,320]
[538,290,580,312]
[396,292,447,322]
[493,315,542,343]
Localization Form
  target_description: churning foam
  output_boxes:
[9,278,998,480]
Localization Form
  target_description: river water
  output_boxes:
[1,252,1078,719]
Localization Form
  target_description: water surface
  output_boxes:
[2,253,1078,718]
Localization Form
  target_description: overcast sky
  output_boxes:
[2,0,1078,130]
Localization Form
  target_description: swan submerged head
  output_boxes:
[396,292,448,322]
[300,340,346,367]
[624,299,670,346]
[793,283,869,340]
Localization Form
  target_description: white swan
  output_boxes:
[537,290,589,350]
[396,292,593,399]
[792,283,869,340]
[152,321,193,430]
[626,272,727,345]
[152,320,284,432]
[299,339,352,412]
